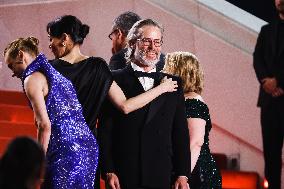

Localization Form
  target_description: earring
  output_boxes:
[62,42,66,47]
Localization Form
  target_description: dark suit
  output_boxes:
[98,64,190,189]
[109,48,165,71]
[253,18,284,189]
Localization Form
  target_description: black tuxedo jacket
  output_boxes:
[109,48,165,71]
[98,65,190,189]
[253,19,284,107]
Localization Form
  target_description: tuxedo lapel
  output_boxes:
[125,64,166,125]
[145,73,166,125]
[124,64,145,94]
[145,93,166,125]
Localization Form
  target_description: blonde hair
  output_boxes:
[163,51,204,94]
[3,37,39,59]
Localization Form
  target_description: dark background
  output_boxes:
[225,0,277,23]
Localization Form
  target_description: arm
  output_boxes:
[188,118,206,172]
[24,72,51,154]
[253,26,280,95]
[253,26,269,84]
[108,77,177,114]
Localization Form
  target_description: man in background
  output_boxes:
[253,0,284,188]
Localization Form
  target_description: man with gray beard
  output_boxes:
[108,11,165,71]
[253,0,284,188]
[98,19,190,189]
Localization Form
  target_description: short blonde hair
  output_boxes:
[163,51,204,94]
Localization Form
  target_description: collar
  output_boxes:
[131,62,156,73]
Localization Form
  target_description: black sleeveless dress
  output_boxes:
[185,98,222,189]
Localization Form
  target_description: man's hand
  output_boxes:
[173,176,190,189]
[272,87,284,97]
[262,77,277,94]
[106,173,121,189]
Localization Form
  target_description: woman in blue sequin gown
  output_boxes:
[4,37,98,188]
[164,52,222,189]
[4,37,176,189]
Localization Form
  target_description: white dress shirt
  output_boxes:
[131,63,156,91]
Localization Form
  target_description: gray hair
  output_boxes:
[125,18,164,63]
[112,11,141,36]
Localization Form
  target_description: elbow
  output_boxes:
[37,120,51,131]
[119,104,131,114]
[190,139,204,150]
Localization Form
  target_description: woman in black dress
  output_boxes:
[46,15,177,133]
[163,51,222,189]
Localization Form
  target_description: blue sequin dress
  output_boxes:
[185,98,222,189]
[22,53,98,189]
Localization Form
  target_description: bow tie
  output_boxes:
[134,71,163,80]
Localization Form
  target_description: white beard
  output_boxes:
[134,49,160,67]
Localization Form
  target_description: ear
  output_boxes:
[129,40,137,49]
[117,29,124,39]
[18,50,24,60]
[61,33,68,42]
[17,50,26,64]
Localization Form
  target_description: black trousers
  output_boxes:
[94,163,101,189]
[260,99,284,189]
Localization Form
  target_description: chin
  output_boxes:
[14,74,22,78]
[146,57,159,63]
[51,51,60,59]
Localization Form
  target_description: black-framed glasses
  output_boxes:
[137,38,163,47]
[108,29,118,40]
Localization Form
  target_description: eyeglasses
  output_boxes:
[108,29,118,40]
[137,38,163,47]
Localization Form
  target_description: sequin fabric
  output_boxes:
[185,98,222,189]
[22,53,98,189]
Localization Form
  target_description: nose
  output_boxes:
[147,41,154,49]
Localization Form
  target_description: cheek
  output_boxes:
[139,46,148,53]
[113,39,121,48]
[112,40,118,49]
[52,45,64,56]
[14,65,22,72]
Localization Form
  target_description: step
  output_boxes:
[0,121,36,138]
[0,90,29,106]
[221,170,259,189]
[0,104,33,123]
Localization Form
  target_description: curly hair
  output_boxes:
[163,51,204,94]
